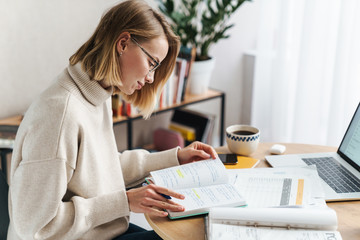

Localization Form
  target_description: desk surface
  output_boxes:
[145,142,360,240]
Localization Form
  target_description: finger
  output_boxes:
[144,205,169,217]
[145,198,185,212]
[193,149,211,160]
[143,186,171,202]
[207,146,218,159]
[197,143,218,159]
[159,189,185,200]
[150,185,185,200]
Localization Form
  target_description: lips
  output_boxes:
[137,81,144,90]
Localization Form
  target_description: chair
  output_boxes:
[0,171,9,239]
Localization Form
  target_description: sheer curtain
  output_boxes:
[251,0,360,146]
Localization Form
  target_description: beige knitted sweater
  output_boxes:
[7,63,179,239]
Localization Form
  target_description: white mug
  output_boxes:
[226,125,260,156]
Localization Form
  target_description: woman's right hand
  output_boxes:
[126,184,185,217]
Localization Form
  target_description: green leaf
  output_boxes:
[157,0,252,58]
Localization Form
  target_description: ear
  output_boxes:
[116,32,131,54]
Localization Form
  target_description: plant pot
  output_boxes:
[188,57,216,95]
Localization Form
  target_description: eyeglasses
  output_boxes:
[131,37,161,74]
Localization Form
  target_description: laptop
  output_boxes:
[266,103,360,202]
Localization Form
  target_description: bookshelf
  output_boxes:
[113,88,225,150]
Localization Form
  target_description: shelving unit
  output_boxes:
[113,88,226,150]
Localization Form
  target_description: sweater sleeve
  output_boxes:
[119,147,180,188]
[10,158,129,239]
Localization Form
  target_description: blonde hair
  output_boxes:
[69,0,180,118]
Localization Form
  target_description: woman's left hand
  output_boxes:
[177,141,218,165]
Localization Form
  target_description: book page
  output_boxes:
[234,175,308,207]
[167,183,245,218]
[228,167,321,207]
[150,158,227,189]
[210,224,342,240]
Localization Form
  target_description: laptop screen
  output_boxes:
[338,103,360,170]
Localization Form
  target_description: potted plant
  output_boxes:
[158,0,251,94]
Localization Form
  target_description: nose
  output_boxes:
[145,71,154,84]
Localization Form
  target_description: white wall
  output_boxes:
[0,0,119,117]
[206,0,260,128]
[0,0,260,150]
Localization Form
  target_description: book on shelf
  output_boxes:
[207,207,342,240]
[202,113,216,145]
[168,122,196,142]
[170,108,215,145]
[111,94,138,117]
[171,59,181,104]
[162,69,176,107]
[145,158,246,219]
[175,58,188,104]
[178,46,196,101]
[156,46,196,109]
[112,94,123,117]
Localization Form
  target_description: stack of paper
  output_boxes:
[205,166,342,240]
[227,166,326,208]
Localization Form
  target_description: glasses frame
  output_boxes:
[131,37,161,74]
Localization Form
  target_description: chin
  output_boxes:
[129,87,137,95]
[118,86,134,95]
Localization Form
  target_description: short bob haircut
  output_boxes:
[69,0,180,119]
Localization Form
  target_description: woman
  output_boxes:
[7,1,217,239]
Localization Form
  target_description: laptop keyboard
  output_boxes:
[302,157,360,193]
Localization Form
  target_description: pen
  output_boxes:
[142,182,172,199]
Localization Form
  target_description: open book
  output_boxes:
[207,207,342,240]
[147,159,246,219]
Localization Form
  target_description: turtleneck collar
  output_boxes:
[66,63,112,106]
